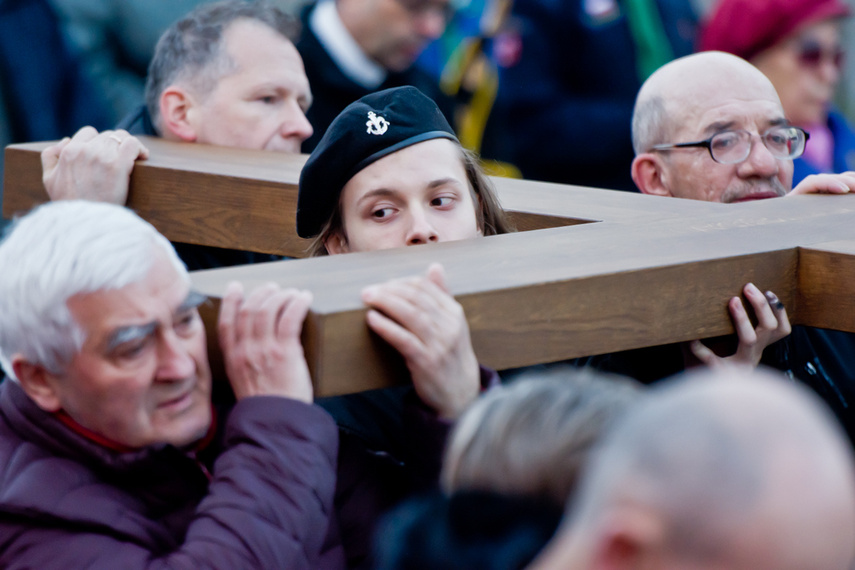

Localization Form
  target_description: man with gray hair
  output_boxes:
[40,1,313,268]
[0,200,344,568]
[530,368,855,570]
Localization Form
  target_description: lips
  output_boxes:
[158,388,195,412]
[732,191,782,202]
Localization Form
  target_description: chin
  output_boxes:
[170,415,213,448]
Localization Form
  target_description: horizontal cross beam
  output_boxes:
[3,138,712,255]
[6,139,855,396]
[190,195,855,395]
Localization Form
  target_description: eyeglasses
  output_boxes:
[650,126,810,165]
[797,40,844,69]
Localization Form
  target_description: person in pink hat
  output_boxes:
[700,0,853,185]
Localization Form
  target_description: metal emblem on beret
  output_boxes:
[366,111,390,135]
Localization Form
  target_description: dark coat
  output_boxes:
[0,381,345,569]
[482,0,697,191]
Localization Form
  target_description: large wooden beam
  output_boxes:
[3,138,314,256]
[3,138,712,256]
[797,240,855,331]
[191,195,855,395]
[7,138,855,396]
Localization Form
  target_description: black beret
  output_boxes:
[297,86,458,238]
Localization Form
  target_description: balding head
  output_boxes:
[532,368,855,570]
[631,52,795,203]
[633,52,781,154]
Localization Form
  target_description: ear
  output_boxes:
[159,86,199,142]
[323,231,350,255]
[631,153,674,197]
[593,508,665,570]
[12,356,63,412]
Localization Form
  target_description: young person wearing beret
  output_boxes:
[296,86,511,568]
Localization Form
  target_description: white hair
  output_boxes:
[442,367,642,505]
[0,201,186,380]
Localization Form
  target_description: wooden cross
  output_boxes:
[6,138,855,396]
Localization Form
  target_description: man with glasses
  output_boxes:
[296,0,455,152]
[631,51,855,202]
[699,0,853,186]
[630,50,855,447]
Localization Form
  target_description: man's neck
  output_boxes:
[310,1,387,89]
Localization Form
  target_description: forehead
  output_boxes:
[345,138,466,190]
[793,18,842,43]
[219,19,307,84]
[370,0,451,14]
[673,87,786,140]
[66,251,190,341]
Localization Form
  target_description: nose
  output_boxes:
[737,133,779,179]
[405,208,439,246]
[280,100,313,144]
[819,57,841,87]
[156,329,196,381]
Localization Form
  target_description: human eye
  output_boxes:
[112,337,152,361]
[173,309,200,335]
[256,94,279,105]
[371,207,396,219]
[765,127,795,148]
[710,131,740,151]
[431,196,455,208]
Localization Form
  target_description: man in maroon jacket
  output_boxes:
[0,200,344,569]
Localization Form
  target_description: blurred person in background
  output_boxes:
[0,0,109,231]
[373,367,642,570]
[480,0,698,191]
[48,0,214,125]
[530,368,855,570]
[295,0,456,152]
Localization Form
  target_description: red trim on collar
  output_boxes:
[52,404,218,454]
[53,410,137,453]
[191,406,217,453]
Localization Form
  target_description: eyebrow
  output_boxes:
[701,117,790,137]
[355,178,465,206]
[104,290,208,352]
[701,120,736,137]
[426,177,463,190]
[356,188,398,208]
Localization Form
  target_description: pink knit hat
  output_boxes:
[699,0,850,61]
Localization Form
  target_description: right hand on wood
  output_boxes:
[217,282,314,403]
[41,126,149,204]
[690,282,791,369]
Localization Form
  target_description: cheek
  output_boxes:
[458,208,482,237]
[778,162,794,187]
[68,369,152,428]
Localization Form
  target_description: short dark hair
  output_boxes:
[307,148,514,256]
[145,1,299,131]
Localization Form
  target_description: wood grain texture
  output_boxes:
[6,138,855,396]
[797,241,855,332]
[2,138,715,255]
[191,194,855,395]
